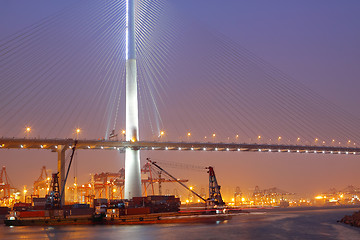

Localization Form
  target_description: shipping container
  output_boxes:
[13,203,32,211]
[0,207,10,215]
[125,207,150,215]
[72,204,90,209]
[32,198,46,207]
[70,208,94,216]
[18,211,45,218]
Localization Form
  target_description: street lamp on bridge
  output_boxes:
[25,127,31,138]
[159,130,165,141]
[121,130,126,140]
[187,132,191,141]
[75,128,81,139]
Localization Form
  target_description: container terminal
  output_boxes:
[2,143,360,225]
[1,145,234,226]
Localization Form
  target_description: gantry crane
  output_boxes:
[33,166,51,197]
[0,166,16,199]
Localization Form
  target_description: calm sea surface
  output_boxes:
[1,208,360,240]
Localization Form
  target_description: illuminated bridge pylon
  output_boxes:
[124,0,142,199]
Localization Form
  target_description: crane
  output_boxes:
[146,158,206,202]
[45,141,77,208]
[146,158,225,207]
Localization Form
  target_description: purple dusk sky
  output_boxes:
[1,0,360,199]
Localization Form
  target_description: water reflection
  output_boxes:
[0,209,360,240]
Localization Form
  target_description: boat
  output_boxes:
[4,209,232,226]
[4,148,233,226]
[99,211,232,225]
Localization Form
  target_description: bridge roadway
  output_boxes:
[1,138,360,154]
[2,138,359,203]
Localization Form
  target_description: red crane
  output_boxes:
[0,166,13,198]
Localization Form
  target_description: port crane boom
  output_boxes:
[146,158,207,202]
[60,140,77,205]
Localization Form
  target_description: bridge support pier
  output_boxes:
[124,0,142,199]
[57,145,67,205]
[124,148,141,199]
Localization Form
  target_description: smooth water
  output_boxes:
[1,208,360,240]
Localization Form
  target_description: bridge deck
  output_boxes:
[1,138,359,155]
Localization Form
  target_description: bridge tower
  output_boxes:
[124,0,142,199]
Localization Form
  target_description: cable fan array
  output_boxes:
[0,0,359,147]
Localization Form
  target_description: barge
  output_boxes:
[4,149,233,226]
[4,195,232,226]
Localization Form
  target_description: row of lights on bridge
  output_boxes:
[24,126,82,136]
[1,142,358,155]
[165,132,356,146]
[159,146,357,155]
[21,126,357,146]
[256,135,356,146]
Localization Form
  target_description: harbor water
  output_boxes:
[1,208,360,240]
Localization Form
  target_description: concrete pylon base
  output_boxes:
[124,148,142,199]
[57,145,67,205]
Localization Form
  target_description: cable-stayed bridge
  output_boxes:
[1,0,360,201]
[1,138,360,155]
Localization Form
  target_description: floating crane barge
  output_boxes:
[4,146,233,226]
